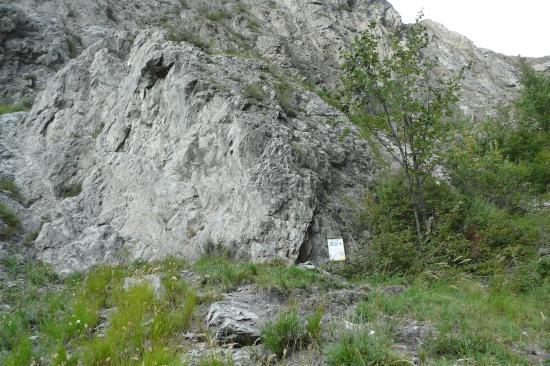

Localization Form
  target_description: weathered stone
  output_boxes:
[206,301,261,346]
[396,320,437,346]
[123,274,164,297]
[382,285,408,295]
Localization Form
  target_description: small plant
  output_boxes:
[24,230,40,245]
[261,307,323,358]
[164,22,211,51]
[92,122,104,139]
[0,177,22,202]
[59,183,82,198]
[105,6,115,22]
[0,203,19,237]
[67,38,78,59]
[200,8,231,22]
[0,102,30,115]
[242,82,266,102]
[305,306,324,346]
[325,329,403,365]
[273,81,298,117]
[261,309,304,357]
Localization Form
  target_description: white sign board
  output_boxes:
[327,238,346,261]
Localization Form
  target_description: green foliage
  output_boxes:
[349,274,546,364]
[58,183,82,198]
[193,255,342,292]
[164,22,211,50]
[341,17,465,240]
[200,8,231,22]
[261,306,324,358]
[0,101,31,115]
[325,329,404,366]
[262,309,304,357]
[67,38,78,59]
[0,203,19,237]
[242,82,266,102]
[305,305,324,346]
[0,178,22,202]
[516,63,550,132]
[273,80,298,117]
[3,337,33,366]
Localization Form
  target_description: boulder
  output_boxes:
[206,301,262,346]
[123,274,164,298]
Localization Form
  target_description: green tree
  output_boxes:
[341,16,465,241]
[516,63,550,132]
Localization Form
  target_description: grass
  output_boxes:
[58,183,82,198]
[0,102,30,115]
[261,307,324,358]
[200,8,231,22]
[325,328,407,366]
[349,273,548,364]
[0,256,196,365]
[164,22,211,50]
[0,203,19,237]
[1,249,544,365]
[274,80,299,117]
[192,255,343,292]
[242,82,266,102]
[0,177,22,202]
[0,254,342,365]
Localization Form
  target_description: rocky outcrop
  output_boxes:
[206,301,263,345]
[9,29,375,273]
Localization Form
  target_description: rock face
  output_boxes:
[206,301,262,345]
[11,29,375,272]
[1,0,544,272]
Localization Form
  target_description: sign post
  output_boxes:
[327,238,346,261]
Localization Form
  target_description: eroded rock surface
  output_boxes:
[206,301,263,346]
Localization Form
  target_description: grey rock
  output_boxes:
[382,285,408,295]
[182,343,268,366]
[206,301,262,346]
[123,274,164,297]
[396,320,437,346]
